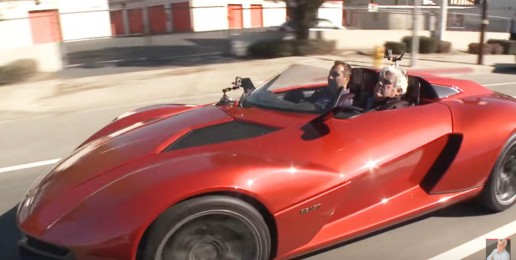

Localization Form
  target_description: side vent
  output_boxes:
[163,121,278,152]
[421,134,463,193]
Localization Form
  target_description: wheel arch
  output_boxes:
[480,131,516,211]
[431,98,516,192]
[135,191,278,260]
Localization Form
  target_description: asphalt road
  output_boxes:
[1,71,516,259]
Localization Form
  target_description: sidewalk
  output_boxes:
[0,51,514,122]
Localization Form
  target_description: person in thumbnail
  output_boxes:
[487,238,510,260]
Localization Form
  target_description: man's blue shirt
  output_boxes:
[487,249,510,260]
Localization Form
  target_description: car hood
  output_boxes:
[19,105,265,228]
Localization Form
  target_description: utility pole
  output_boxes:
[438,0,448,41]
[411,0,421,67]
[477,0,488,65]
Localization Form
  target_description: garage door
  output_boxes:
[228,4,243,29]
[109,10,124,36]
[148,5,167,34]
[128,8,144,34]
[29,9,62,44]
[172,2,192,32]
[250,4,263,28]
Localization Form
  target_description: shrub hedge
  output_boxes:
[384,41,406,54]
[0,59,37,85]
[486,39,516,54]
[402,36,439,54]
[468,43,504,54]
[385,37,451,54]
[247,39,336,58]
[436,41,452,53]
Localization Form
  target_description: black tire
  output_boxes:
[481,134,516,212]
[141,195,271,260]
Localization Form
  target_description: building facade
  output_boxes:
[0,0,346,50]
[106,0,343,36]
[1,0,512,50]
[107,0,288,34]
[0,0,111,49]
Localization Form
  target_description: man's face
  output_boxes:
[328,65,348,89]
[497,240,506,252]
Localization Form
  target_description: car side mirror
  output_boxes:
[309,104,363,125]
[332,105,363,119]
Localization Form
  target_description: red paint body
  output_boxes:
[17,68,516,259]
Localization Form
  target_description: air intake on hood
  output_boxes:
[163,121,278,152]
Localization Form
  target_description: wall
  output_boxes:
[191,0,227,31]
[0,0,57,48]
[262,2,286,27]
[0,0,111,49]
[63,30,230,53]
[190,0,286,31]
[319,1,344,27]
[0,43,64,72]
[229,29,510,57]
[0,18,33,49]
[489,0,515,19]
[314,29,509,51]
[445,31,510,50]
[57,0,111,41]
[318,30,433,50]
[2,29,510,72]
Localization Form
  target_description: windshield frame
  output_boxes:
[241,63,343,114]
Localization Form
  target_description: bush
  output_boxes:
[490,43,504,54]
[468,43,488,54]
[468,43,502,54]
[0,59,38,85]
[247,39,336,58]
[437,41,452,53]
[402,36,438,53]
[247,40,292,58]
[487,39,516,54]
[420,37,438,53]
[384,41,406,54]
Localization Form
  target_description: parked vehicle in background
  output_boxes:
[278,18,346,32]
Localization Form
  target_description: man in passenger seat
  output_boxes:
[308,60,353,110]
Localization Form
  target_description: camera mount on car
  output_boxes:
[384,49,405,68]
[217,77,256,106]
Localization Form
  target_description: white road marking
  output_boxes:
[484,82,516,87]
[0,159,61,174]
[429,219,516,260]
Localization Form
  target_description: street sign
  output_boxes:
[368,3,379,12]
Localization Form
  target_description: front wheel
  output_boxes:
[141,196,271,260]
[481,134,516,212]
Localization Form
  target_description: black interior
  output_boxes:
[404,76,421,106]
[273,67,442,116]
[348,67,439,110]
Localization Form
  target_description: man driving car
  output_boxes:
[307,60,353,110]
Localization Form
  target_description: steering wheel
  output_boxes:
[333,105,363,119]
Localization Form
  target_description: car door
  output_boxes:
[319,102,453,221]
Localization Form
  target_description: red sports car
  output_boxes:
[17,62,516,260]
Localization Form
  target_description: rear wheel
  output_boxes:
[141,196,271,260]
[481,134,516,212]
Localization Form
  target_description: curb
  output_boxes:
[407,67,475,74]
